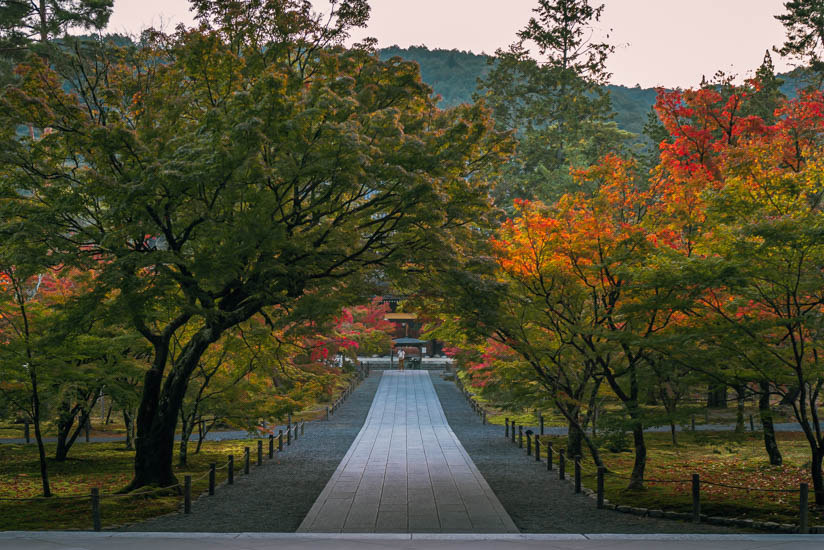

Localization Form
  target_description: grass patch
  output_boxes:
[0,374,360,530]
[533,430,822,526]
[0,439,258,530]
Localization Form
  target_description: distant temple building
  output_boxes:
[378,296,442,357]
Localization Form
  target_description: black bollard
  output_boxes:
[535,435,541,461]
[526,430,533,456]
[209,463,216,496]
[559,449,566,480]
[269,434,274,459]
[184,475,192,514]
[547,442,554,471]
[91,488,101,531]
[278,430,283,452]
[257,440,263,466]
[518,425,524,448]
[505,418,510,438]
[800,483,809,534]
[597,467,605,509]
[244,447,250,475]
[574,456,582,493]
[692,473,701,523]
[228,455,234,484]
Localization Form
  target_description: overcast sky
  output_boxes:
[105,0,795,88]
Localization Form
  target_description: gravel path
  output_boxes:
[124,372,382,533]
[429,372,739,534]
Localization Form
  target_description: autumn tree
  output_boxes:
[0,0,509,490]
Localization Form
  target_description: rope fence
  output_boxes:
[454,376,816,534]
[0,367,371,531]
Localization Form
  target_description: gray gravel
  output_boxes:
[429,372,739,534]
[124,372,381,533]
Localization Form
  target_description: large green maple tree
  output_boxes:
[0,0,509,489]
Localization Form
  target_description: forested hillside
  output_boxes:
[380,46,810,137]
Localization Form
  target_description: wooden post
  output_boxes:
[269,434,274,459]
[228,455,234,484]
[597,467,605,509]
[800,483,809,534]
[505,418,509,438]
[294,423,298,441]
[183,475,192,514]
[326,407,330,420]
[287,426,292,446]
[244,447,250,475]
[539,414,544,435]
[518,425,523,448]
[547,442,553,471]
[535,436,541,461]
[278,430,283,451]
[301,422,305,436]
[692,473,701,523]
[574,456,582,493]
[559,449,566,480]
[526,431,532,456]
[482,410,487,425]
[91,488,101,531]
[257,440,263,466]
[24,420,30,443]
[209,463,216,496]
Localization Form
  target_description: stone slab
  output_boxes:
[297,371,517,533]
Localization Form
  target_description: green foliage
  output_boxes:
[776,0,824,85]
[0,1,510,488]
[0,0,112,84]
[478,0,619,204]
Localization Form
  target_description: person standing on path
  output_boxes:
[398,349,405,371]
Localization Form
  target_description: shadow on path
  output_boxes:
[124,373,382,533]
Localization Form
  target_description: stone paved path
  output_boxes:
[298,371,517,533]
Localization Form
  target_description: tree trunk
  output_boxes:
[125,325,220,490]
[670,421,677,446]
[628,423,647,490]
[758,381,782,466]
[54,404,75,462]
[735,385,746,434]
[123,409,135,451]
[707,385,727,408]
[178,409,193,468]
[55,409,88,462]
[779,385,800,406]
[38,0,47,43]
[812,448,824,507]
[567,418,583,459]
[27,363,51,497]
[195,420,205,454]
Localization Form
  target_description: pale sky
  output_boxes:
[105,0,795,88]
